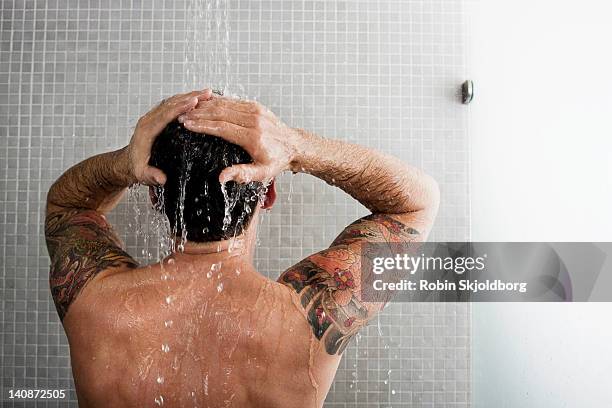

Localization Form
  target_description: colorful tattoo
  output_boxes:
[279,214,420,354]
[45,209,138,321]
[331,214,420,246]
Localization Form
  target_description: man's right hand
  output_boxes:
[179,96,302,184]
[125,89,212,186]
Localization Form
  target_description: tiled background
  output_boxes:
[0,0,470,407]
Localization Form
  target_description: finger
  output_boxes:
[219,164,270,184]
[179,89,212,102]
[161,95,199,121]
[141,95,199,137]
[141,165,167,186]
[182,119,253,147]
[158,91,202,111]
[137,97,198,141]
[197,88,213,101]
[176,89,211,102]
[158,89,210,117]
[197,95,265,115]
[179,107,257,128]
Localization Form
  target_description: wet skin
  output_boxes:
[64,250,339,407]
[45,89,439,407]
[48,208,426,407]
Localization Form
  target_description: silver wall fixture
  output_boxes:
[461,80,474,104]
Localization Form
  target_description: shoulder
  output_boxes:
[277,212,428,355]
[45,208,139,322]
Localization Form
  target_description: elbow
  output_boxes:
[46,179,68,214]
[429,176,441,215]
[419,173,440,215]
[46,180,60,209]
[45,182,56,210]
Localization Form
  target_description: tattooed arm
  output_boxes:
[45,90,211,320]
[278,214,425,354]
[277,131,440,354]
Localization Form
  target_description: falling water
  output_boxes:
[175,155,193,253]
[220,182,233,231]
[184,0,233,95]
[127,184,172,262]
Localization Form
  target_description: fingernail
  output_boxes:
[184,120,194,127]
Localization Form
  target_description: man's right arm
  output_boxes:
[290,128,439,227]
[276,129,439,354]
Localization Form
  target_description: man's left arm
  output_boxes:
[45,90,210,320]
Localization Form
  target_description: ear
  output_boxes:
[261,179,276,209]
[149,186,158,206]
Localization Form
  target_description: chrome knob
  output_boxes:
[461,80,474,105]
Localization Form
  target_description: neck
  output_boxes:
[169,213,260,263]
[171,232,255,262]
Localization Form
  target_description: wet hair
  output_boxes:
[149,120,263,242]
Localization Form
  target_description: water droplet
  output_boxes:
[220,182,233,231]
[217,282,223,292]
[161,344,170,353]
[235,268,240,276]
[164,320,173,328]
[154,395,164,406]
[165,296,173,305]
[157,376,164,384]
[167,258,175,265]
[391,389,396,395]
[287,177,294,202]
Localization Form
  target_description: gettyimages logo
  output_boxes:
[360,242,609,302]
[372,253,486,275]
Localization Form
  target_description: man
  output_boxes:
[45,88,439,407]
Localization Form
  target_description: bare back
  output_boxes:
[63,256,340,408]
